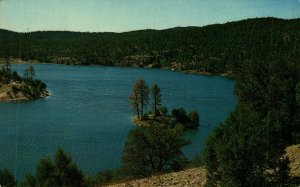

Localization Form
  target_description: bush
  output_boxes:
[11,85,19,94]
[95,170,114,186]
[188,111,199,124]
[0,169,16,187]
[171,107,189,124]
[186,153,203,168]
[159,106,168,116]
[11,71,21,82]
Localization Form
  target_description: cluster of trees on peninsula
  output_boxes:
[0,59,48,100]
[129,79,200,129]
[0,18,299,75]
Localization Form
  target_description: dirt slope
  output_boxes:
[105,144,300,187]
[106,167,206,187]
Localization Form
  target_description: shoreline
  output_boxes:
[0,58,236,78]
[0,90,49,102]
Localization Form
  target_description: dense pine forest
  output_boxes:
[0,17,299,75]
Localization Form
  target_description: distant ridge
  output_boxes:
[0,17,299,75]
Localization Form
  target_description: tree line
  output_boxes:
[0,18,299,75]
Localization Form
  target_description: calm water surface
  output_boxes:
[0,64,236,179]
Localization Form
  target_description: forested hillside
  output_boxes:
[0,17,299,74]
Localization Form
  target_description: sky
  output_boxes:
[0,0,300,33]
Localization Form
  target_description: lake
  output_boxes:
[0,64,236,179]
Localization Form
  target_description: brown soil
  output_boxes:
[105,144,300,187]
[106,167,206,187]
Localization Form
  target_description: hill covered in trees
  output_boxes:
[0,17,299,75]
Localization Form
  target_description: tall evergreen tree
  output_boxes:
[296,82,300,105]
[0,169,16,187]
[28,66,36,79]
[151,84,162,116]
[24,147,85,187]
[129,79,149,120]
[4,58,11,72]
[129,88,140,119]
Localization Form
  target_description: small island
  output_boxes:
[129,79,200,129]
[0,59,48,101]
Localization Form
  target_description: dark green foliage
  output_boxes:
[121,125,190,178]
[187,153,203,168]
[172,108,200,128]
[23,147,85,187]
[11,71,21,82]
[0,60,15,84]
[95,170,114,186]
[19,175,36,187]
[172,108,189,124]
[159,106,168,116]
[188,111,199,124]
[1,18,299,75]
[203,105,289,186]
[151,84,162,116]
[0,169,16,187]
[22,79,47,98]
[235,58,300,144]
[296,82,300,105]
[24,66,36,79]
[203,56,300,186]
[11,85,18,94]
[4,58,11,72]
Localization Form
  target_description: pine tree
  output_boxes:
[151,84,162,116]
[203,105,289,186]
[129,79,149,120]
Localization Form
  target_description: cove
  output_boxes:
[0,64,236,179]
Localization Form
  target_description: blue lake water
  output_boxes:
[0,64,236,180]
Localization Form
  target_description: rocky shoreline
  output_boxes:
[0,81,49,101]
[0,58,235,78]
